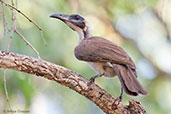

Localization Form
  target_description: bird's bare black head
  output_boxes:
[50,14,86,31]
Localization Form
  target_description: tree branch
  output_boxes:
[0,51,146,114]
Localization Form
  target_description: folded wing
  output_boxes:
[74,37,136,70]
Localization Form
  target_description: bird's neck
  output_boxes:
[83,26,93,39]
[77,25,92,42]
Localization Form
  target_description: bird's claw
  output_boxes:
[89,77,95,83]
[114,96,122,105]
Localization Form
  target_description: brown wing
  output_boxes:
[74,37,136,69]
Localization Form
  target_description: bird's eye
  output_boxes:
[75,15,80,20]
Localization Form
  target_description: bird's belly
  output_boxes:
[87,62,116,77]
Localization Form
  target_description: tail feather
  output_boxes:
[112,64,147,96]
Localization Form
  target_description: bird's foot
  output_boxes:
[89,77,95,83]
[114,96,122,106]
[115,87,123,102]
[115,95,122,102]
[1,50,10,55]
[112,96,122,110]
[89,74,101,83]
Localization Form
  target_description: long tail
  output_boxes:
[112,64,147,96]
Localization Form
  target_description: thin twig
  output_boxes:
[6,0,16,52]
[3,1,16,114]
[11,0,15,22]
[15,0,23,32]
[0,0,47,46]
[6,26,15,52]
[3,69,13,114]
[1,3,6,33]
[14,29,40,59]
[1,3,10,33]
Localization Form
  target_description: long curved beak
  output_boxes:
[49,14,70,22]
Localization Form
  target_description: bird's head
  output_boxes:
[50,14,92,40]
[50,14,87,31]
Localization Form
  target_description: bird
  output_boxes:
[50,14,147,100]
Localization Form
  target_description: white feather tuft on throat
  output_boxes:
[66,21,92,42]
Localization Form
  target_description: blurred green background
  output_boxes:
[0,0,171,114]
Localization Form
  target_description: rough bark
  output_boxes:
[0,51,146,114]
